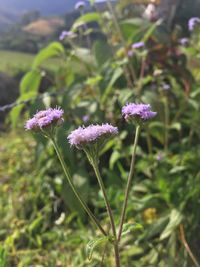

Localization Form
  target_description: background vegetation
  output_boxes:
[0,0,200,266]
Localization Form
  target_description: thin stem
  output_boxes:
[106,0,136,82]
[118,125,141,242]
[179,224,200,267]
[164,98,169,153]
[91,159,121,267]
[50,137,107,236]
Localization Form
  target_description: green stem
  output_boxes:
[91,159,121,267]
[117,125,141,242]
[164,98,169,153]
[50,137,107,237]
[106,0,136,82]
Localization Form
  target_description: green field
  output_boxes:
[0,50,35,73]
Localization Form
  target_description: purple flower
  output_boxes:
[59,31,77,41]
[122,103,157,122]
[179,38,189,46]
[25,107,64,131]
[82,115,90,123]
[67,124,118,148]
[188,17,200,31]
[127,50,134,57]
[75,1,85,10]
[132,42,145,49]
[162,83,171,91]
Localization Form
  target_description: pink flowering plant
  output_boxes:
[25,103,156,267]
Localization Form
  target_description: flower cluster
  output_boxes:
[122,103,157,122]
[25,108,64,131]
[75,1,86,10]
[179,38,189,46]
[132,42,145,49]
[67,124,118,149]
[188,17,200,31]
[59,31,77,41]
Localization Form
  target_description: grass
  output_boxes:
[0,50,35,74]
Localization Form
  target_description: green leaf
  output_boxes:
[122,222,143,237]
[160,209,183,240]
[109,150,121,170]
[33,42,64,68]
[93,40,112,67]
[142,20,162,42]
[10,91,37,127]
[72,12,101,30]
[20,70,42,94]
[86,236,109,261]
[101,67,123,104]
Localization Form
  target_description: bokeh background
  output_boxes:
[0,0,200,266]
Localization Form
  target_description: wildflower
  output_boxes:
[82,115,90,123]
[25,107,64,131]
[67,124,118,149]
[188,17,200,31]
[132,42,145,49]
[122,103,157,123]
[59,31,77,41]
[75,1,86,10]
[179,38,189,46]
[127,50,134,57]
[162,83,171,91]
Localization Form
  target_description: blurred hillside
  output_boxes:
[0,0,77,15]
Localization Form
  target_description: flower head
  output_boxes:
[67,124,118,149]
[188,17,200,31]
[162,83,171,91]
[75,1,86,10]
[179,37,189,46]
[25,107,64,131]
[122,103,157,123]
[132,42,145,49]
[59,31,77,41]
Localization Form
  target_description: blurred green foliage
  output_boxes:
[1,1,200,266]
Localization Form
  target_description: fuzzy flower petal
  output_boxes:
[75,1,85,10]
[122,103,157,122]
[179,37,189,46]
[25,107,64,131]
[59,31,77,41]
[67,124,118,148]
[132,42,145,49]
[188,17,200,31]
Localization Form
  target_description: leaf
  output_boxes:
[109,150,121,170]
[72,12,101,30]
[122,222,143,237]
[10,91,37,127]
[86,236,109,261]
[145,215,170,240]
[101,67,123,104]
[160,209,183,240]
[142,19,162,42]
[93,40,112,67]
[33,42,64,68]
[28,215,43,234]
[20,70,42,94]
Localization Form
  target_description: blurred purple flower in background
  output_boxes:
[188,17,200,31]
[132,42,145,49]
[82,115,90,123]
[75,1,86,10]
[122,103,157,122]
[162,83,171,91]
[59,31,77,41]
[67,124,118,148]
[25,108,64,131]
[179,37,189,46]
